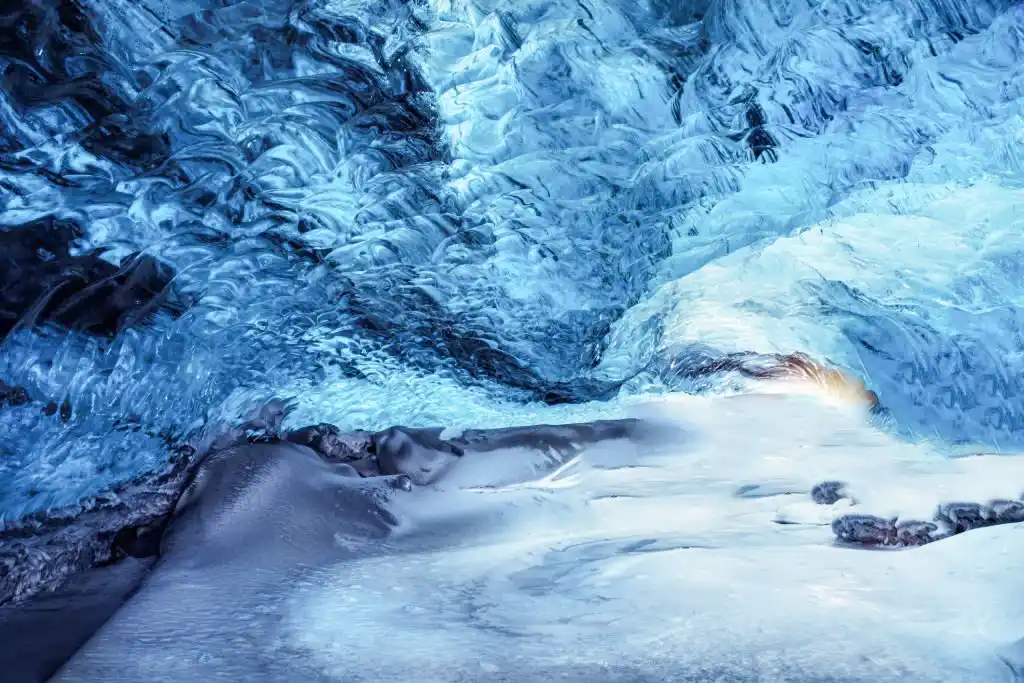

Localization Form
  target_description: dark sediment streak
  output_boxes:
[0,218,186,339]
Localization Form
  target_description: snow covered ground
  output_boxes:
[281,394,1024,682]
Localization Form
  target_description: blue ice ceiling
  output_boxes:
[1,0,1024,516]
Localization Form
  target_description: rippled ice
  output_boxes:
[3,0,1024,515]
[2,0,1024,676]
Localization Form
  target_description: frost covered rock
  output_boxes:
[832,493,1024,547]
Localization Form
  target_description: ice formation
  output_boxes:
[1,0,1023,679]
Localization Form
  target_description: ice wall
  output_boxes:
[2,0,1024,514]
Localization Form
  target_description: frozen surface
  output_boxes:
[2,0,1024,677]
[49,396,1024,683]
[3,0,1024,512]
[284,400,1024,682]
[285,527,1024,682]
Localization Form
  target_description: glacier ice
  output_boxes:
[41,396,1024,683]
[2,0,1024,678]
[3,0,1024,508]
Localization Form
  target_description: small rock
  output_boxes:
[832,514,897,546]
[935,502,986,534]
[811,480,848,505]
[989,499,1024,524]
[285,424,371,463]
[894,519,939,546]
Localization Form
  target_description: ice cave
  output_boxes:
[1,0,1023,680]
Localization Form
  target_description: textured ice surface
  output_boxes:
[44,397,1024,682]
[2,0,1024,675]
[3,0,1024,509]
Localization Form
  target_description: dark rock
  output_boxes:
[894,519,940,546]
[833,496,1024,549]
[832,514,897,546]
[284,423,373,462]
[934,502,987,534]
[989,499,1024,524]
[0,448,194,606]
[811,480,848,505]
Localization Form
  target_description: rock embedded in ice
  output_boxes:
[810,480,849,505]
[833,493,1024,547]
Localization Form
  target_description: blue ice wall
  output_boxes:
[2,0,1023,516]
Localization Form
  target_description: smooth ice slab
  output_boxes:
[286,525,1023,683]
[282,397,1024,682]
